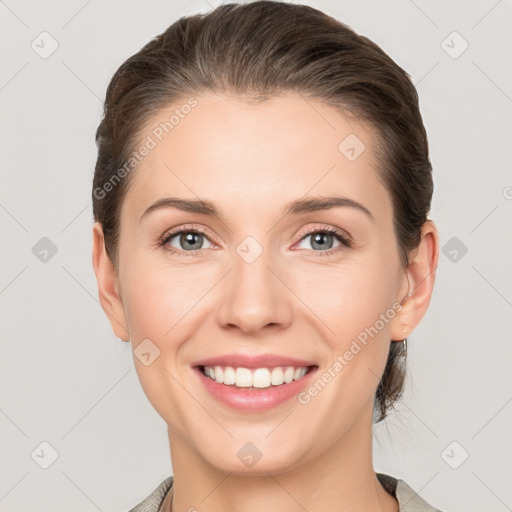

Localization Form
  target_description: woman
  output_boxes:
[91,1,442,511]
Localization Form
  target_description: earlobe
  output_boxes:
[390,220,439,341]
[91,222,130,341]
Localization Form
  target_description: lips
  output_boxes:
[191,353,318,412]
[192,353,317,369]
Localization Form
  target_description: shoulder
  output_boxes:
[127,476,174,512]
[377,473,445,512]
[129,473,445,512]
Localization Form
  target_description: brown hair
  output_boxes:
[93,0,433,423]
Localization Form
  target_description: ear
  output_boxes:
[389,220,439,342]
[92,222,130,341]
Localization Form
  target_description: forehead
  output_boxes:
[122,93,392,224]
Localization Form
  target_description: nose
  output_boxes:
[217,245,293,336]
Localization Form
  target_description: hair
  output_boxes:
[92,0,433,423]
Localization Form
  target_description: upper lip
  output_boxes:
[192,353,317,369]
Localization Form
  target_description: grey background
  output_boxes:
[1,0,511,511]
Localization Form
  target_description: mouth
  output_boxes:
[192,362,318,412]
[198,364,316,389]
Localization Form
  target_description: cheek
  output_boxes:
[292,262,397,422]
[287,254,400,403]
[118,258,207,429]
[122,278,171,342]
[290,256,398,337]
[120,254,213,342]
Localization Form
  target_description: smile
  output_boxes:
[201,365,312,389]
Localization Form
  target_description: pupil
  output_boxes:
[182,232,202,250]
[312,233,333,250]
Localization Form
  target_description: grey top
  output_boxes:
[127,473,444,512]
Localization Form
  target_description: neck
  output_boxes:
[166,411,398,512]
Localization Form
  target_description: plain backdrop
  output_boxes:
[0,1,511,511]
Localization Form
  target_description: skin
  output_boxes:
[92,93,439,512]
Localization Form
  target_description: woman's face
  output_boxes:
[96,93,418,473]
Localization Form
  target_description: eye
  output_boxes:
[294,226,352,256]
[159,225,352,257]
[160,226,215,256]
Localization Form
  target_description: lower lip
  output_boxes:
[194,366,318,412]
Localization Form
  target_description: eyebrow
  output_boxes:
[140,195,374,223]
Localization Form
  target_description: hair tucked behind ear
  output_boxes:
[93,0,432,423]
[374,341,407,423]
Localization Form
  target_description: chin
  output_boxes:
[197,435,310,476]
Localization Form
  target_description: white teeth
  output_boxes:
[202,365,311,388]
[223,366,236,385]
[270,367,285,385]
[235,367,253,387]
[253,368,271,388]
[214,365,223,382]
[284,367,294,383]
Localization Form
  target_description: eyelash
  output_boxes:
[298,226,352,256]
[159,225,352,258]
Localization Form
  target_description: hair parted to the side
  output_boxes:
[93,0,433,423]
